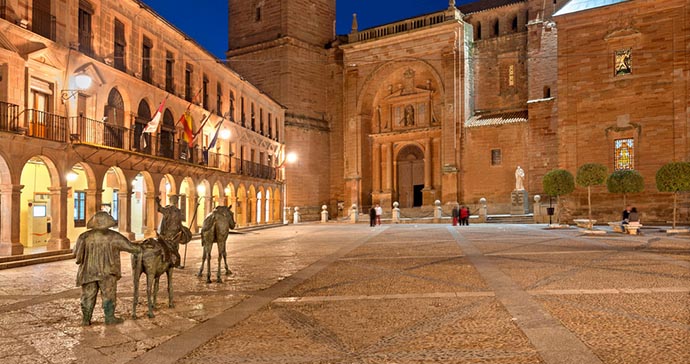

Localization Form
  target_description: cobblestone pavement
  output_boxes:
[0,224,689,363]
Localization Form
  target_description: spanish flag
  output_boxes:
[180,111,194,147]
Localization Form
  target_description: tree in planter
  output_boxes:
[655,161,690,229]
[606,169,644,208]
[542,169,575,225]
[576,163,608,229]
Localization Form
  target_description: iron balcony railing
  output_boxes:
[26,109,67,142]
[0,101,19,132]
[70,116,126,149]
[239,160,276,180]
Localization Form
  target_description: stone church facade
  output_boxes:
[229,0,689,223]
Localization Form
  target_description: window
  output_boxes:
[251,103,256,131]
[114,19,127,71]
[112,189,119,222]
[241,97,246,126]
[165,52,175,93]
[78,2,93,56]
[259,108,264,134]
[614,138,634,170]
[185,64,193,102]
[74,190,86,227]
[543,86,551,98]
[493,20,499,36]
[476,22,482,40]
[32,0,55,40]
[255,6,262,22]
[268,112,272,138]
[216,83,223,116]
[142,36,153,83]
[202,76,209,109]
[511,16,518,32]
[491,149,502,166]
[229,91,235,121]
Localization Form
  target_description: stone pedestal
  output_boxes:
[511,190,529,215]
[293,207,300,224]
[320,205,329,223]
[350,205,359,223]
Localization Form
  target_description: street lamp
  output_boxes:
[61,73,93,100]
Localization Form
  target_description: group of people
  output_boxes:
[452,205,470,226]
[621,205,640,225]
[369,204,383,227]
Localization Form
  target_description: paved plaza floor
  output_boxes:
[1,223,689,364]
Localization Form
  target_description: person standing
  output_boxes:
[74,212,141,326]
[375,204,383,225]
[369,206,376,227]
[460,206,470,226]
[451,204,459,226]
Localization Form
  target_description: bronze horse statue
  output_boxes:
[197,205,236,283]
[131,220,192,319]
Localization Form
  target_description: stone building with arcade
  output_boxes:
[0,0,286,256]
[228,0,689,222]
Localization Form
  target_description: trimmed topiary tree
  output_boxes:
[576,163,608,229]
[543,169,575,224]
[606,169,644,207]
[655,161,690,229]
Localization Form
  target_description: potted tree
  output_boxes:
[606,169,644,207]
[655,162,690,232]
[542,169,575,227]
[576,163,608,231]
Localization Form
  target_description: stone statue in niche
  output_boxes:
[515,165,525,191]
[400,104,415,126]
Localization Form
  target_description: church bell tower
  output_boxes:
[227,0,339,219]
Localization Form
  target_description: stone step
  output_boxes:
[486,215,534,224]
[0,252,75,270]
[0,249,73,264]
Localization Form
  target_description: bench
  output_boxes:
[608,221,642,234]
[574,219,596,229]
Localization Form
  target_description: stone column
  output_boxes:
[144,192,157,238]
[47,186,70,250]
[84,188,102,222]
[117,189,135,240]
[0,184,24,255]
[204,195,213,218]
[424,138,432,189]
[373,142,382,192]
[385,142,393,191]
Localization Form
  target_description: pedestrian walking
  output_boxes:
[375,204,383,225]
[451,204,459,226]
[460,206,470,226]
[369,206,376,227]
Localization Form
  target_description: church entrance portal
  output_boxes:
[397,145,425,208]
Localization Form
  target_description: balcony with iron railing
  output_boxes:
[0,103,279,181]
[348,11,450,43]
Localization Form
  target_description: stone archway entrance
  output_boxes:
[396,145,425,208]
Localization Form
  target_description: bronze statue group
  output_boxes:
[74,196,235,326]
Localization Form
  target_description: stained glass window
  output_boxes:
[614,138,634,170]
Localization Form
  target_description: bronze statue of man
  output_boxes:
[155,195,191,268]
[74,211,141,325]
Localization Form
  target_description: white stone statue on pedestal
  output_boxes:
[515,166,525,191]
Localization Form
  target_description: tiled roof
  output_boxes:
[553,0,630,16]
[457,0,525,15]
[465,110,528,128]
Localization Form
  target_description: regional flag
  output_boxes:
[181,111,194,147]
[207,119,224,150]
[143,96,168,133]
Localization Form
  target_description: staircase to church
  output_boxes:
[485,214,534,224]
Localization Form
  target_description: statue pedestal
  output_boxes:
[510,190,529,215]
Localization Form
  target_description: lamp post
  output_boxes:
[61,73,93,101]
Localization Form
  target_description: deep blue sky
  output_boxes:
[142,1,472,59]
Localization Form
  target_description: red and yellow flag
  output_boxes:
[180,111,194,147]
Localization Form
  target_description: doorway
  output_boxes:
[396,145,425,208]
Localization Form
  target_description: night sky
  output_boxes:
[142,1,473,60]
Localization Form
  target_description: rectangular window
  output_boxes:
[78,5,93,56]
[202,76,209,109]
[255,6,262,22]
[251,103,256,131]
[32,0,55,40]
[185,64,193,102]
[241,97,246,126]
[268,112,272,138]
[112,189,119,223]
[142,36,153,83]
[259,108,264,134]
[216,82,223,116]
[165,51,175,93]
[114,19,127,72]
[74,190,86,227]
[614,138,634,170]
[229,90,235,121]
[491,149,502,166]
